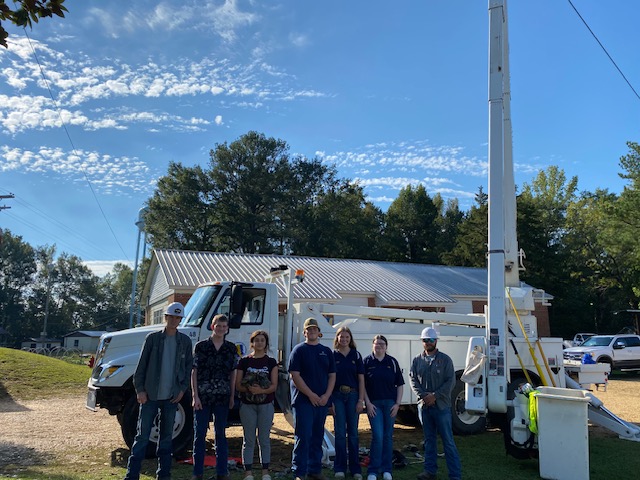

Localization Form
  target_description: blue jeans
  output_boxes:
[418,404,462,480]
[366,399,396,476]
[193,403,230,476]
[292,401,329,476]
[125,399,177,480]
[333,391,361,475]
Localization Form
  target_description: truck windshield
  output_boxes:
[181,285,222,327]
[582,336,614,347]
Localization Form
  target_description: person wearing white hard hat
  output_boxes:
[125,302,193,480]
[410,327,461,480]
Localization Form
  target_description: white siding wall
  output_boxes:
[444,298,473,314]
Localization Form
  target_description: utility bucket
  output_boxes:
[535,386,590,480]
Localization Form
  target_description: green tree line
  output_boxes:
[3,132,640,345]
[0,235,133,346]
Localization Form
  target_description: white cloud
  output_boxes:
[0,37,329,135]
[0,145,155,195]
[214,115,223,125]
[84,259,133,277]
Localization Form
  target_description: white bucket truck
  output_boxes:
[86,263,566,457]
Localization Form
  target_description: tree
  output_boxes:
[145,162,219,251]
[444,187,488,267]
[145,132,380,258]
[208,131,293,253]
[384,185,439,263]
[433,194,464,264]
[295,182,385,259]
[97,262,133,330]
[0,229,36,345]
[0,0,67,48]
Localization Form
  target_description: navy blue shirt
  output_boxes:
[333,348,364,392]
[363,353,404,402]
[289,342,336,406]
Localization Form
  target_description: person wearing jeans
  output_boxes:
[410,327,461,480]
[236,330,279,480]
[331,327,364,480]
[124,302,193,480]
[289,318,336,480]
[191,314,239,480]
[363,335,404,480]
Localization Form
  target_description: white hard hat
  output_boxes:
[165,302,185,318]
[421,327,439,339]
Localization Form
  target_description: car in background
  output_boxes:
[563,332,596,349]
[563,334,640,371]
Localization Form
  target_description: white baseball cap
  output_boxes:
[421,327,439,339]
[165,302,185,318]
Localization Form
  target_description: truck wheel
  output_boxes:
[451,378,486,435]
[121,393,193,459]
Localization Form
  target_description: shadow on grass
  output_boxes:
[0,441,47,468]
[0,381,29,412]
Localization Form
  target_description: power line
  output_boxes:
[23,29,131,261]
[567,0,640,102]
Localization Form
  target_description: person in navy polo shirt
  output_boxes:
[289,317,336,480]
[331,326,365,480]
[363,335,404,480]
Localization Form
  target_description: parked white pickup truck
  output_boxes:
[563,334,640,371]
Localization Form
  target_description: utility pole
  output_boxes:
[0,193,14,211]
[41,263,54,338]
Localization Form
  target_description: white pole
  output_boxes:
[487,0,508,413]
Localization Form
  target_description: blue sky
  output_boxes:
[1,0,638,276]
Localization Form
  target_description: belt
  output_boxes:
[339,385,356,394]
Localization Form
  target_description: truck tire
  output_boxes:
[121,393,193,459]
[451,378,486,435]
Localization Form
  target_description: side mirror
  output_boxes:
[228,284,244,329]
[613,341,625,350]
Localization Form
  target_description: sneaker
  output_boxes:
[383,473,392,480]
[367,475,377,480]
[245,476,255,480]
[354,475,363,480]
[262,475,271,480]
[335,474,345,479]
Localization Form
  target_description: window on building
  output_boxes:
[74,339,79,347]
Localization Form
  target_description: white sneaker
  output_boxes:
[354,475,363,480]
[367,475,377,480]
[383,473,392,480]
[335,474,345,480]
[262,475,271,480]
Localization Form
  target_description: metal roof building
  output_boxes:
[141,249,551,334]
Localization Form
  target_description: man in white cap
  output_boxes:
[289,317,336,480]
[125,302,194,480]
[409,327,461,480]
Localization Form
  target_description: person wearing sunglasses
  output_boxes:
[409,327,461,480]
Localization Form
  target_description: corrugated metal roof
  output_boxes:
[154,249,490,305]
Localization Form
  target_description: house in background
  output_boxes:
[141,249,553,336]
[63,330,107,353]
[21,337,62,350]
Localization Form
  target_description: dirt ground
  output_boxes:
[0,374,638,472]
